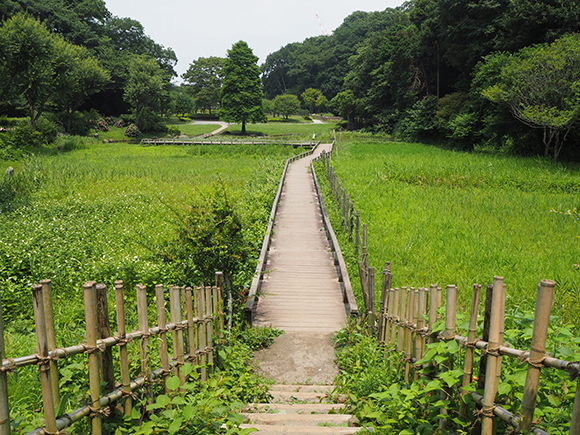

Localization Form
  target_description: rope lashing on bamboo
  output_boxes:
[35,354,53,371]
[486,346,501,357]
[474,406,496,420]
[42,429,67,435]
[465,338,483,349]
[88,405,111,418]
[82,341,107,355]
[114,334,134,346]
[518,354,547,369]
[0,358,17,373]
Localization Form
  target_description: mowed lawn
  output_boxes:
[319,138,580,327]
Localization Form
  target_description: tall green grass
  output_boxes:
[318,138,580,328]
[224,121,337,142]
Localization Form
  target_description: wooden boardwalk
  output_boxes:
[255,144,347,333]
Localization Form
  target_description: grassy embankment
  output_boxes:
[317,136,580,327]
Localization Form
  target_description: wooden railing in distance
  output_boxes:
[244,145,321,324]
[141,138,319,147]
[0,273,224,435]
[310,152,358,316]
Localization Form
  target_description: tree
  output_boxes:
[169,86,194,116]
[331,90,357,122]
[221,41,266,135]
[273,94,300,119]
[123,54,168,129]
[301,88,322,114]
[480,34,580,160]
[182,57,225,113]
[0,13,56,129]
[52,42,110,133]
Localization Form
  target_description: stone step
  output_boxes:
[269,384,336,393]
[244,403,346,415]
[235,424,362,434]
[241,413,354,426]
[270,390,343,403]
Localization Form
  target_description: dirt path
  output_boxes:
[253,144,347,384]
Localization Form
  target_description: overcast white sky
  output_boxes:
[103,0,404,79]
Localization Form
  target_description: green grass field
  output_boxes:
[316,136,580,328]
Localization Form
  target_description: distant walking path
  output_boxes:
[188,120,229,136]
[253,143,347,384]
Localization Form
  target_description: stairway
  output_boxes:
[239,385,360,434]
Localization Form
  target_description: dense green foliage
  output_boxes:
[315,137,580,329]
[335,314,579,434]
[263,3,580,159]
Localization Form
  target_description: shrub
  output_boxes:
[167,126,180,137]
[124,123,141,138]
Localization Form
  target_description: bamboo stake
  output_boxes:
[197,287,207,382]
[349,201,354,242]
[212,284,220,339]
[185,287,195,360]
[397,287,407,352]
[460,284,482,418]
[355,210,360,256]
[368,267,376,333]
[429,284,438,344]
[404,288,415,383]
[215,272,224,336]
[478,284,494,391]
[571,375,580,435]
[414,288,427,381]
[136,284,152,402]
[114,280,132,417]
[32,284,58,435]
[83,281,102,435]
[520,279,556,431]
[440,285,458,429]
[171,286,185,384]
[206,286,214,372]
[0,292,10,435]
[40,280,59,408]
[96,284,115,394]
[378,263,391,344]
[390,288,400,346]
[481,276,506,435]
[155,284,170,392]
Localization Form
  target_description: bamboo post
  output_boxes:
[481,277,506,435]
[571,376,580,435]
[358,261,369,315]
[349,201,354,242]
[32,284,58,435]
[520,279,556,431]
[114,280,132,417]
[460,284,482,418]
[414,288,427,381]
[337,181,342,207]
[196,287,207,382]
[362,224,368,263]
[96,284,115,393]
[185,287,195,360]
[40,279,59,408]
[404,288,415,383]
[443,285,458,340]
[368,267,376,333]
[171,286,186,384]
[155,284,170,391]
[378,263,391,344]
[343,191,348,233]
[83,281,102,435]
[212,284,220,339]
[478,284,494,391]
[355,210,360,256]
[397,287,407,352]
[390,288,400,346]
[136,284,152,401]
[429,284,438,344]
[206,286,214,372]
[215,272,224,336]
[0,292,10,435]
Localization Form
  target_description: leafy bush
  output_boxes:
[137,107,168,133]
[167,126,180,137]
[395,96,438,140]
[6,118,58,149]
[124,124,141,138]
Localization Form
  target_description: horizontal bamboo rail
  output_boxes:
[0,275,223,435]
[245,145,322,323]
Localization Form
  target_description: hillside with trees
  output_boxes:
[262,0,580,160]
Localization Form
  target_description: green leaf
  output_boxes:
[226,412,246,425]
[166,375,181,391]
[168,417,183,434]
[498,382,512,395]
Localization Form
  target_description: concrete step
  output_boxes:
[244,403,346,415]
[235,424,362,434]
[241,413,353,426]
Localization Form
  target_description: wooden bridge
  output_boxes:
[141,138,318,147]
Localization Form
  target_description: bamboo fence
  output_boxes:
[313,150,580,435]
[0,273,223,435]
